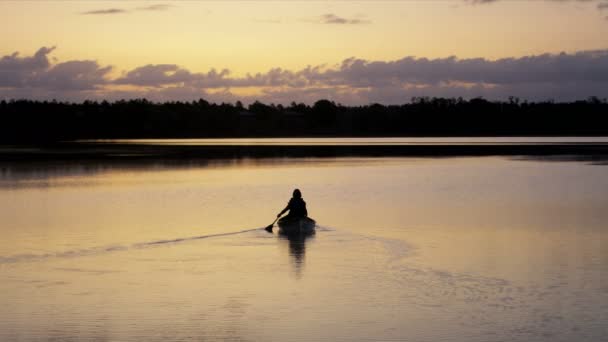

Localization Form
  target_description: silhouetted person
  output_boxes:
[278,189,308,219]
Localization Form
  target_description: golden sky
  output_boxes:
[1,1,608,103]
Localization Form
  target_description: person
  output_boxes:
[278,189,308,219]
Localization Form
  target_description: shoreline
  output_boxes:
[2,142,608,162]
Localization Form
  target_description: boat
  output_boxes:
[277,216,316,235]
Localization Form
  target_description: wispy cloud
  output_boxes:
[80,4,173,15]
[466,0,608,20]
[81,8,127,15]
[468,0,607,10]
[319,14,370,25]
[137,4,173,11]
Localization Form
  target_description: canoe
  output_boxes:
[277,216,316,235]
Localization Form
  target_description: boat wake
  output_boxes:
[134,228,261,247]
[0,227,263,264]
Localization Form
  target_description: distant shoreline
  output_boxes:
[2,98,607,143]
[2,140,608,162]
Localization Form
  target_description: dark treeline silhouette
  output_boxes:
[1,97,607,143]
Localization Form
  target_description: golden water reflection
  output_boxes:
[1,156,608,341]
[278,231,316,278]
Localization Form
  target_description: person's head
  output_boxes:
[293,189,302,198]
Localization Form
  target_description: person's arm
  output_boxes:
[277,199,292,217]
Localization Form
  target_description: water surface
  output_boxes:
[1,142,607,341]
[82,137,608,145]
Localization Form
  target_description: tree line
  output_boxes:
[1,97,607,142]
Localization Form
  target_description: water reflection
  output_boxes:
[513,154,608,165]
[3,153,608,190]
[278,231,315,278]
[2,150,608,342]
[2,138,608,164]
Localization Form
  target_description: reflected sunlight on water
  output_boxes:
[81,137,608,145]
[1,155,607,341]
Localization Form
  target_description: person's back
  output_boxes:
[287,197,307,218]
[278,189,308,219]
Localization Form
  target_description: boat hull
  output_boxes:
[277,217,316,235]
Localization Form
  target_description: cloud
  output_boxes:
[115,64,194,87]
[467,0,608,15]
[33,61,112,90]
[0,47,55,87]
[1,47,608,104]
[114,65,312,88]
[319,13,370,25]
[312,51,608,86]
[0,47,112,91]
[114,64,233,88]
[80,4,173,15]
[136,4,173,11]
[81,8,127,15]
[466,0,608,16]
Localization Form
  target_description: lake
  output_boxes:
[1,138,608,341]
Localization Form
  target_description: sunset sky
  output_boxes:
[1,0,608,104]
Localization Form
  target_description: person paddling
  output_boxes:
[265,189,309,232]
[277,189,308,219]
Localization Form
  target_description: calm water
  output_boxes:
[84,137,608,145]
[1,139,608,341]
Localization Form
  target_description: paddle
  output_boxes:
[265,215,281,233]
